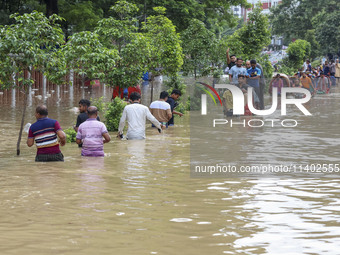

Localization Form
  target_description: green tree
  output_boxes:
[0,0,45,25]
[0,11,65,155]
[62,31,119,88]
[1,0,250,34]
[204,36,228,78]
[128,0,249,33]
[284,39,311,70]
[312,1,340,56]
[181,19,214,79]
[142,6,183,103]
[227,3,271,60]
[59,0,103,34]
[105,97,127,131]
[270,0,324,44]
[304,29,320,59]
[270,0,339,56]
[95,0,150,89]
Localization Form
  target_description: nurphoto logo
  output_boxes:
[198,83,312,128]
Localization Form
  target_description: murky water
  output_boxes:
[0,79,340,254]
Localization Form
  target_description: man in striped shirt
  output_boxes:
[27,105,66,162]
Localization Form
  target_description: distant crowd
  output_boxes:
[223,49,340,117]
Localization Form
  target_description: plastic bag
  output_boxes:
[24,123,31,133]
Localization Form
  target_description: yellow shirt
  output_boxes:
[300,77,312,89]
[335,63,340,78]
[223,90,233,110]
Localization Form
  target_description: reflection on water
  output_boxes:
[0,80,340,254]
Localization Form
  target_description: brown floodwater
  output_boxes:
[0,78,340,255]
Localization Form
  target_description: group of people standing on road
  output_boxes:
[223,48,265,116]
[27,90,183,162]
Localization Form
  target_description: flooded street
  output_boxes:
[0,80,340,255]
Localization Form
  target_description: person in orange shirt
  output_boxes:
[300,72,315,93]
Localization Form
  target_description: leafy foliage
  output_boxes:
[303,30,320,60]
[62,31,119,86]
[59,0,103,33]
[164,75,188,113]
[205,37,228,77]
[1,0,250,34]
[188,86,204,111]
[181,19,214,78]
[313,5,340,56]
[285,39,311,70]
[257,55,274,79]
[90,96,106,113]
[270,0,339,56]
[65,127,77,143]
[142,7,183,78]
[0,11,65,155]
[105,97,127,131]
[226,3,271,60]
[0,11,65,90]
[164,75,187,97]
[95,1,150,88]
[277,64,296,76]
[270,0,321,43]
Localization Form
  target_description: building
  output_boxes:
[231,0,284,50]
[231,0,282,22]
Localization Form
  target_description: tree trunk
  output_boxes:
[194,68,197,80]
[17,85,28,156]
[81,74,85,98]
[149,72,154,104]
[150,78,154,105]
[45,0,59,17]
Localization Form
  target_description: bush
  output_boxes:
[164,75,190,113]
[105,97,127,131]
[278,64,296,76]
[311,58,321,68]
[189,86,204,111]
[285,39,311,69]
[258,55,274,79]
[164,75,186,97]
[175,102,186,114]
[64,127,77,143]
[90,96,107,112]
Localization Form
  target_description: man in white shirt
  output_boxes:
[118,92,164,140]
[149,91,172,127]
